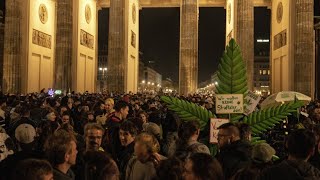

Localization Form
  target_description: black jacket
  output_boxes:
[117,142,135,179]
[217,140,252,179]
[260,160,320,180]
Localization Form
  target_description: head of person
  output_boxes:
[313,107,320,121]
[119,121,137,147]
[60,106,68,116]
[114,100,129,120]
[105,98,115,111]
[286,129,316,161]
[84,151,120,180]
[84,123,105,151]
[154,157,184,180]
[217,123,240,148]
[236,123,252,142]
[138,111,148,124]
[61,112,71,125]
[178,120,200,145]
[46,112,56,122]
[44,130,78,167]
[134,133,160,163]
[251,143,276,164]
[12,159,53,180]
[0,97,7,110]
[184,153,224,180]
[134,103,140,111]
[87,111,95,122]
[15,123,37,151]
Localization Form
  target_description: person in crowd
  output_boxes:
[0,97,7,128]
[59,111,74,127]
[174,120,210,159]
[126,133,166,180]
[46,111,57,122]
[231,143,275,180]
[105,98,115,116]
[57,124,86,154]
[183,153,224,180]
[107,100,129,159]
[309,124,320,169]
[260,129,320,180]
[217,123,252,179]
[161,109,180,157]
[36,120,59,152]
[84,151,120,180]
[153,157,184,180]
[11,159,54,180]
[45,130,78,180]
[138,111,149,124]
[84,123,105,152]
[0,130,15,162]
[117,121,137,178]
[236,123,252,142]
[143,122,162,144]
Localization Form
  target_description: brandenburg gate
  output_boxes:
[2,0,315,97]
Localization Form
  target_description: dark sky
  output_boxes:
[140,8,226,83]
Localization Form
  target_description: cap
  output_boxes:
[252,143,276,163]
[15,123,36,144]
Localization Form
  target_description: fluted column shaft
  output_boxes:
[294,0,314,96]
[3,0,22,93]
[107,0,125,93]
[179,0,199,95]
[235,0,254,90]
[55,0,73,90]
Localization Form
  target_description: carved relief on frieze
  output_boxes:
[32,29,51,49]
[274,29,287,50]
[80,29,94,49]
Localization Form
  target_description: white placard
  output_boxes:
[210,118,230,144]
[243,91,261,115]
[215,94,244,114]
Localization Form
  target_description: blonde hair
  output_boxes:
[135,133,160,153]
[105,98,114,105]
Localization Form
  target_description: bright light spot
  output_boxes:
[99,68,103,71]
[151,83,155,86]
[257,39,270,43]
[148,82,151,85]
[104,68,107,71]
[142,80,145,84]
[215,82,218,85]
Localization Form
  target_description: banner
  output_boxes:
[243,91,261,115]
[215,94,243,114]
[210,118,230,143]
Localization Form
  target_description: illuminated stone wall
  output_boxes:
[271,0,314,97]
[73,0,97,92]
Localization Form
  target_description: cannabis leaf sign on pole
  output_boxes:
[216,39,248,95]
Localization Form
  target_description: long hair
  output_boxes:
[175,120,200,159]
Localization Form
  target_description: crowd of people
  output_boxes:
[0,91,320,180]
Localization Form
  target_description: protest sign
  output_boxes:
[210,118,230,143]
[215,94,243,114]
[243,91,261,115]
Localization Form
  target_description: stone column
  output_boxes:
[235,0,254,90]
[294,0,314,97]
[107,0,125,93]
[179,0,199,95]
[55,0,73,90]
[315,22,320,99]
[2,0,22,93]
[0,11,4,89]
